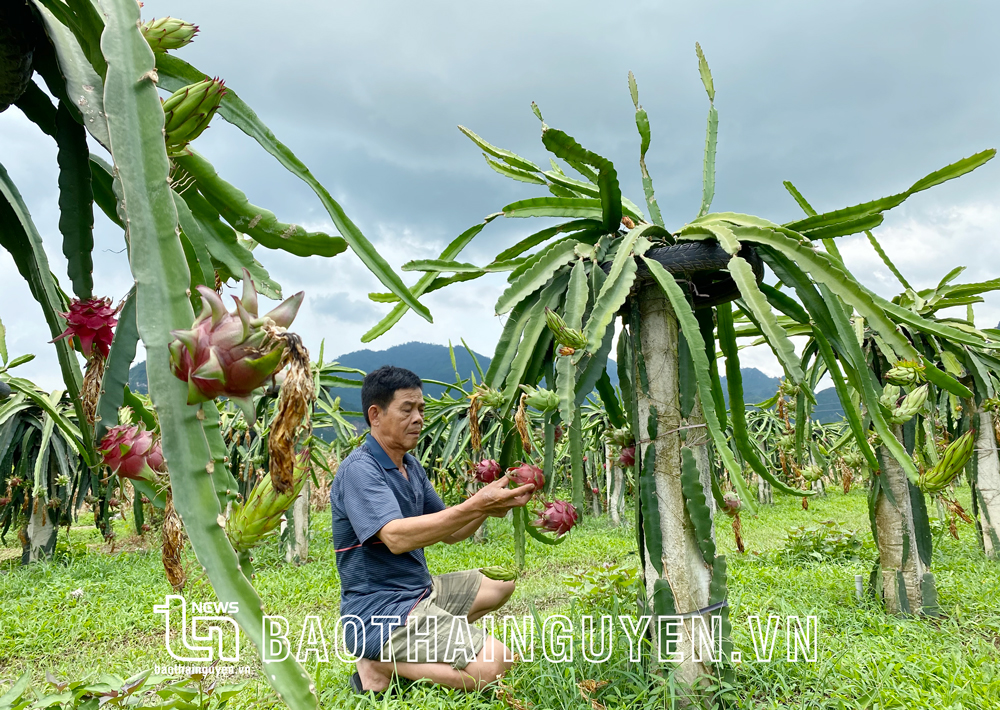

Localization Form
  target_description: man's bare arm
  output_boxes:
[442,513,489,545]
[376,476,532,554]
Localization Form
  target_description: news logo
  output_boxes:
[153,595,241,663]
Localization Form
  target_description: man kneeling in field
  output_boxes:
[330,366,533,693]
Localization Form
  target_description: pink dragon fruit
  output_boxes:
[168,269,303,410]
[618,445,636,467]
[475,459,501,484]
[52,297,119,360]
[98,424,167,481]
[722,491,741,517]
[553,424,564,443]
[532,500,578,536]
[508,462,545,490]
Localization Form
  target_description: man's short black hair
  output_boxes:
[361,366,423,426]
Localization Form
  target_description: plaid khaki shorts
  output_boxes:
[380,569,487,670]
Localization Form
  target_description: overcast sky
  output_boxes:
[2,0,998,390]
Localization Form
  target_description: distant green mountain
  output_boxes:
[330,342,493,414]
[126,342,845,422]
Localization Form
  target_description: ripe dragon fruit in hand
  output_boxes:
[98,424,166,482]
[508,462,545,490]
[52,297,119,360]
[532,499,578,536]
[168,269,303,412]
[475,459,501,484]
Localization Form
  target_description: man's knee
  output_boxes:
[467,637,511,683]
[494,579,515,608]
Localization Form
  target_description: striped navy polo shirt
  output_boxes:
[330,434,447,659]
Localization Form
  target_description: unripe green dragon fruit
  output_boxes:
[140,17,199,53]
[480,565,517,581]
[884,359,925,386]
[919,429,975,494]
[606,426,634,448]
[471,383,505,409]
[162,77,226,156]
[168,269,303,413]
[889,383,929,424]
[227,450,310,552]
[531,499,578,536]
[508,462,545,490]
[520,383,558,412]
[842,450,864,469]
[544,307,587,353]
[800,465,823,482]
[98,424,166,483]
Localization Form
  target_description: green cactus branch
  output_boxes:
[99,2,318,707]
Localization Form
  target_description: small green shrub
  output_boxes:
[562,560,639,614]
[778,520,865,563]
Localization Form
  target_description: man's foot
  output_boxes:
[354,657,391,693]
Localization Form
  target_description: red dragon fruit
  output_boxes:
[168,269,303,411]
[474,459,501,484]
[618,445,636,467]
[532,500,578,536]
[98,424,166,482]
[508,462,545,490]
[52,297,119,360]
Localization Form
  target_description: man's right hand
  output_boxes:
[472,474,535,517]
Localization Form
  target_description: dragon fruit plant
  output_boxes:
[394,38,995,695]
[0,2,433,706]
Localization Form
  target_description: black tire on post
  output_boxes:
[601,239,765,309]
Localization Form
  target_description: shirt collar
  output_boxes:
[364,433,404,472]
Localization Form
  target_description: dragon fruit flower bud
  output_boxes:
[51,297,119,360]
[508,462,545,490]
[531,500,578,537]
[168,269,303,412]
[544,307,587,350]
[141,16,199,53]
[618,445,636,467]
[162,77,227,155]
[474,459,501,484]
[98,424,166,482]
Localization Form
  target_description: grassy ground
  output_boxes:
[1,487,998,709]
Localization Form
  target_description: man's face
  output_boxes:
[370,387,424,452]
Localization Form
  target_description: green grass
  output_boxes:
[1,488,998,709]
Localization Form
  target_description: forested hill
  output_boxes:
[127,342,844,421]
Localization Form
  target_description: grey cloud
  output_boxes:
[310,291,384,325]
[2,0,999,388]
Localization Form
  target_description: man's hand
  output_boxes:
[472,474,535,517]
